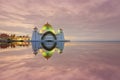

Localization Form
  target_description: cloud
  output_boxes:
[0,29,30,35]
[0,0,120,40]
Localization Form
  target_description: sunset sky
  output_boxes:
[0,0,120,41]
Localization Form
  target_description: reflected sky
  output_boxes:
[0,42,120,80]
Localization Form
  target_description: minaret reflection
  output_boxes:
[32,41,64,59]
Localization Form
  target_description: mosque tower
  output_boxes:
[56,28,65,41]
[32,27,41,41]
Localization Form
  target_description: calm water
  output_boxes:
[0,42,120,80]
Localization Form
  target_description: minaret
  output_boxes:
[60,28,64,39]
[34,27,38,32]
[57,28,65,41]
[32,27,40,41]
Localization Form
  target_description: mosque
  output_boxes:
[31,23,66,59]
[32,22,64,41]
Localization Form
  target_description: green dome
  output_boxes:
[40,22,55,33]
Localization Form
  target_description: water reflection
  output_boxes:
[0,42,120,80]
[32,41,64,59]
[0,42,30,49]
[0,41,65,59]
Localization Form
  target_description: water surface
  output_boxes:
[0,42,120,80]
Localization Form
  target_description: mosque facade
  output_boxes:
[32,23,64,41]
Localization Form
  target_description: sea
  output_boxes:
[0,41,120,80]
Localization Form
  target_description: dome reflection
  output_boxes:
[32,41,64,59]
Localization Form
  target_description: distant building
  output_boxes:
[10,35,30,41]
[0,33,9,39]
[0,33,30,42]
[32,22,64,41]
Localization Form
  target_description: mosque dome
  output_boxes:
[40,22,55,33]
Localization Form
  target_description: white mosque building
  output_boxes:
[31,22,65,41]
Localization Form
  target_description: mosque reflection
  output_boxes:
[0,41,65,60]
[32,41,64,59]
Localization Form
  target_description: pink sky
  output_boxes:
[0,0,120,41]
